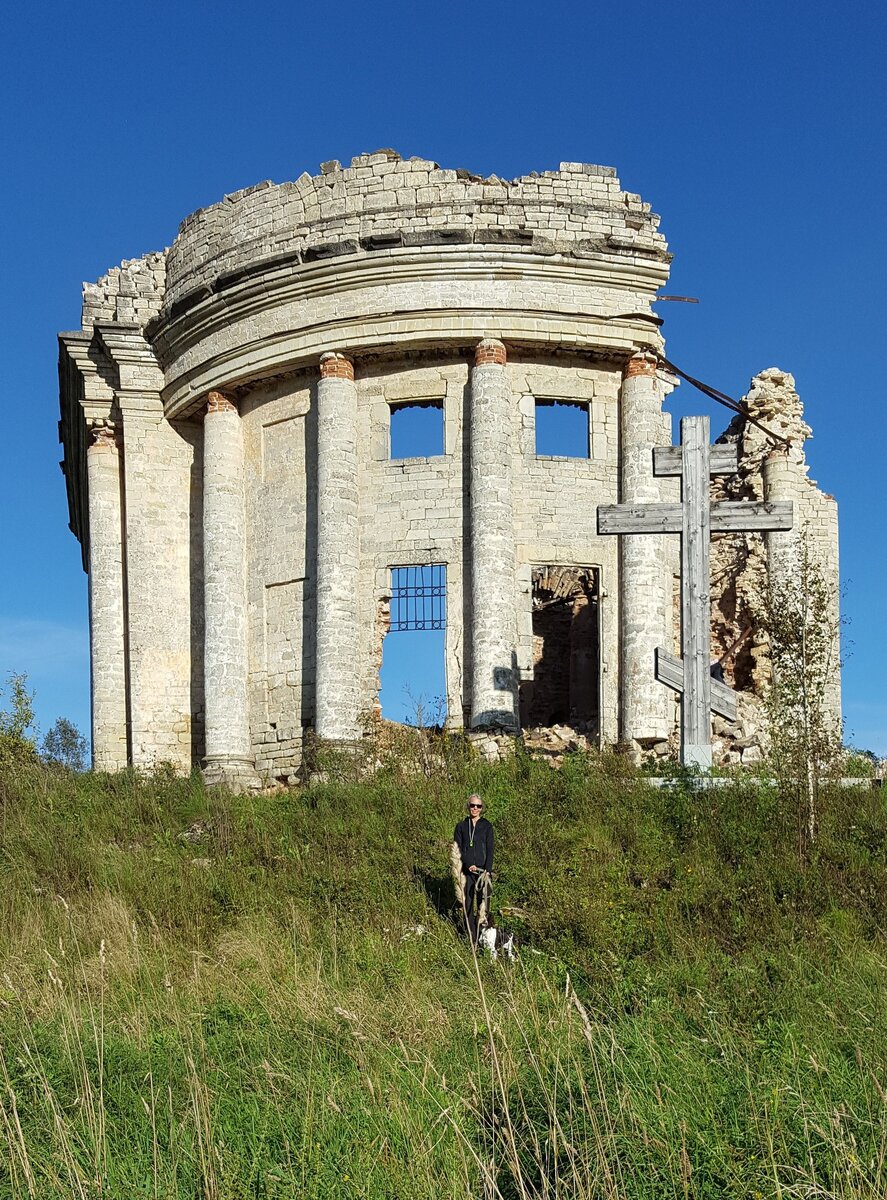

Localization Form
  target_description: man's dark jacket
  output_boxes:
[454,816,494,875]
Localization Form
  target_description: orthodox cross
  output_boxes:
[598,415,793,769]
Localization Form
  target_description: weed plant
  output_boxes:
[0,742,884,1198]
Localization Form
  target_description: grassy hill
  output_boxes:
[0,744,884,1199]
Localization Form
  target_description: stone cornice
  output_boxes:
[160,227,670,326]
[155,244,668,418]
[152,243,668,362]
[162,311,664,419]
[58,331,118,422]
[95,325,165,414]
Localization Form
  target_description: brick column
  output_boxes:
[619,354,670,743]
[469,339,518,730]
[202,392,260,790]
[86,423,129,770]
[315,353,361,740]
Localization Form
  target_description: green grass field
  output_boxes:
[0,743,884,1198]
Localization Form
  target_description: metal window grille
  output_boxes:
[390,564,446,631]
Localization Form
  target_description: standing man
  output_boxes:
[453,794,495,944]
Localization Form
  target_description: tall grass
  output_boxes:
[0,748,884,1197]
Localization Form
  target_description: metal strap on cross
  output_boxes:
[598,414,793,769]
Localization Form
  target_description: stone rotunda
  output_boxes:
[58,151,839,785]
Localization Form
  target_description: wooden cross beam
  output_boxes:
[598,415,793,769]
[655,647,736,721]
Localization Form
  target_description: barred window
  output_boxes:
[389,564,446,631]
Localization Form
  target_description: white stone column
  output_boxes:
[315,353,361,740]
[762,449,801,588]
[619,354,670,743]
[469,339,518,730]
[86,423,129,770]
[202,392,259,790]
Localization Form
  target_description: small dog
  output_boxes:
[478,923,517,962]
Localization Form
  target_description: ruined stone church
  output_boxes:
[58,151,840,786]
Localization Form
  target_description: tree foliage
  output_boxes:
[0,672,38,768]
[763,533,843,861]
[41,716,88,772]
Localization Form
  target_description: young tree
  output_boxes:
[0,672,38,768]
[763,535,843,861]
[42,717,88,772]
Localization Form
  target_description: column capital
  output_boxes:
[88,422,119,450]
[319,352,354,381]
[474,339,507,367]
[622,352,659,380]
[205,390,238,415]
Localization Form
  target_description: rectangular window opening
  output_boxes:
[389,399,444,460]
[534,398,589,458]
[379,564,447,726]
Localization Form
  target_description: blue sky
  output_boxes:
[2,0,884,752]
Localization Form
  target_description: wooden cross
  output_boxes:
[598,415,793,769]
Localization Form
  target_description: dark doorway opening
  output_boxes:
[519,566,600,734]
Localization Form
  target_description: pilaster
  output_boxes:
[98,326,197,771]
[86,422,129,769]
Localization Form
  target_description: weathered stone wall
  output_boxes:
[82,254,167,330]
[119,408,200,769]
[148,154,670,418]
[78,328,202,773]
[234,349,638,769]
[240,372,316,782]
[57,151,841,782]
[358,358,469,726]
[164,152,665,312]
[510,356,625,745]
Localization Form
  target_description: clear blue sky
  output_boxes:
[2,0,884,752]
